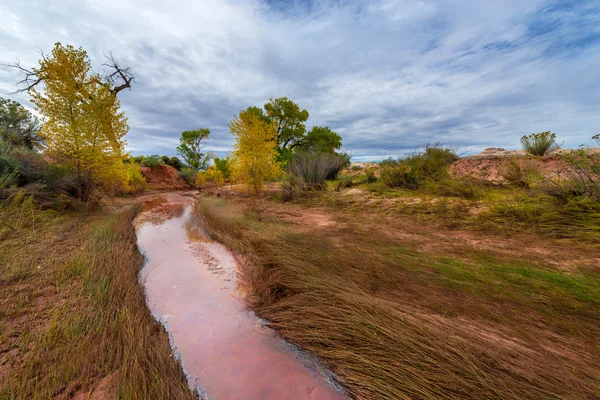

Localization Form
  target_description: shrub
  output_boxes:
[281,173,304,201]
[139,154,164,168]
[338,174,354,189]
[364,168,377,183]
[197,166,225,190]
[380,163,420,189]
[380,157,399,167]
[406,143,458,181]
[380,144,457,189]
[287,151,348,189]
[125,162,147,193]
[161,156,184,171]
[521,131,558,156]
[178,168,196,185]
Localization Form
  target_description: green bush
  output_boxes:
[139,154,164,168]
[380,144,458,189]
[380,163,420,189]
[520,131,558,156]
[364,168,377,184]
[161,156,184,171]
[178,168,196,185]
[338,174,354,189]
[287,151,349,189]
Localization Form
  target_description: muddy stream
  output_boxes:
[135,193,347,400]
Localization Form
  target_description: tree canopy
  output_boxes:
[264,97,309,150]
[305,126,342,153]
[177,128,212,176]
[238,97,343,164]
[28,43,131,196]
[0,97,43,150]
[229,108,282,195]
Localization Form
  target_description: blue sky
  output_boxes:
[1,0,599,160]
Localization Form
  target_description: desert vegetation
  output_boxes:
[2,39,600,400]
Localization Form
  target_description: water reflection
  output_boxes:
[135,194,347,400]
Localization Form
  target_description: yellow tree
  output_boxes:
[229,109,282,195]
[26,43,132,197]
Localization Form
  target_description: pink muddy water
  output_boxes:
[135,193,347,400]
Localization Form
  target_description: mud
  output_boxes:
[135,193,346,400]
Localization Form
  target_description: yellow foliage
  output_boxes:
[194,171,206,187]
[29,43,129,196]
[229,111,282,195]
[195,166,225,189]
[205,166,225,187]
[124,162,148,193]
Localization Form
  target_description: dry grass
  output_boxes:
[195,195,600,400]
[0,205,192,399]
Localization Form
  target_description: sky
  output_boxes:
[1,0,599,160]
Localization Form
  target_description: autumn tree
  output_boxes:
[177,128,212,179]
[229,109,282,195]
[8,43,135,197]
[0,97,43,150]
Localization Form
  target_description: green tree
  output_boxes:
[0,97,43,150]
[304,126,342,153]
[177,128,212,178]
[264,97,309,150]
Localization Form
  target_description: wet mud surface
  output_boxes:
[135,193,346,400]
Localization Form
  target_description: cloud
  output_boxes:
[1,0,599,160]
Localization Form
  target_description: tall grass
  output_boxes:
[287,151,348,187]
[541,151,600,203]
[282,151,348,200]
[0,206,193,399]
[195,197,600,399]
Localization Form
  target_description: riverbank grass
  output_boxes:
[0,205,192,399]
[195,195,600,400]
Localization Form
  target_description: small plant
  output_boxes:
[364,168,377,184]
[338,174,354,189]
[521,131,558,156]
[501,159,540,188]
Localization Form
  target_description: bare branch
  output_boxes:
[0,59,42,93]
[102,52,136,95]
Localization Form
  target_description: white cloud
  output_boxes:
[1,0,599,160]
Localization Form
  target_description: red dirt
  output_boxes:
[449,155,572,183]
[140,165,190,190]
